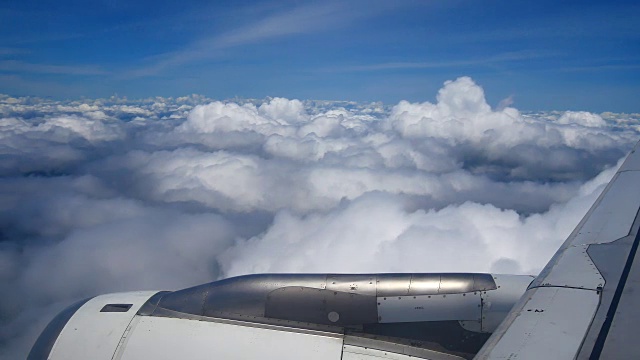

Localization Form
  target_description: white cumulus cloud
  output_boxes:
[0,77,638,358]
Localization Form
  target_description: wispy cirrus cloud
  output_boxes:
[0,47,28,57]
[322,51,558,73]
[0,60,107,76]
[557,63,640,72]
[128,1,398,77]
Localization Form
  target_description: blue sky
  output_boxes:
[0,0,638,112]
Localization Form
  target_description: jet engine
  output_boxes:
[30,273,533,360]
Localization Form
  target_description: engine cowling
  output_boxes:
[30,273,534,359]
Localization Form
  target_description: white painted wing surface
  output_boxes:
[475,140,640,359]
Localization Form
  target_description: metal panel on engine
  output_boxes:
[265,286,377,326]
[377,292,482,323]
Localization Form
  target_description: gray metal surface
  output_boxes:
[439,274,495,294]
[596,229,640,359]
[327,274,377,295]
[265,286,378,326]
[356,321,491,358]
[577,212,640,359]
[375,274,415,296]
[375,274,495,297]
[569,171,640,245]
[144,304,345,336]
[537,244,604,290]
[476,287,600,360]
[152,273,497,324]
[618,146,640,172]
[136,291,169,316]
[478,275,534,333]
[575,235,636,358]
[377,293,481,323]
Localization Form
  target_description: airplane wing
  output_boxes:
[475,140,640,359]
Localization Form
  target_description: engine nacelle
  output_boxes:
[30,273,534,359]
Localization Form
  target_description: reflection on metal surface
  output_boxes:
[376,274,414,296]
[327,274,377,295]
[374,273,496,297]
[138,273,511,329]
[353,322,490,359]
[377,293,482,323]
[265,286,377,326]
[134,273,527,358]
[149,273,497,324]
[136,291,170,316]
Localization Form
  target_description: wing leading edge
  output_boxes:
[475,141,640,360]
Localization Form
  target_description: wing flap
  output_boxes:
[476,287,600,360]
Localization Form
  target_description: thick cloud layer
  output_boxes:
[0,79,638,358]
